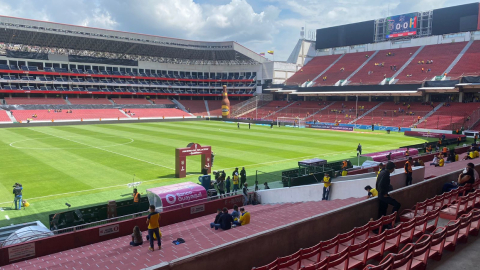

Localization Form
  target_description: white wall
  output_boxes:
[257,166,425,204]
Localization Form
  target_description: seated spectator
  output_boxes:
[413,159,420,166]
[418,159,425,166]
[210,209,223,229]
[430,155,439,166]
[458,164,475,191]
[130,226,143,246]
[213,207,233,231]
[231,205,240,222]
[233,207,250,227]
[437,155,445,167]
[264,182,270,189]
[365,185,378,199]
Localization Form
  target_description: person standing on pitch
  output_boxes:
[271,121,274,128]
[249,122,251,129]
[211,152,215,167]
[357,143,362,155]
[404,157,413,186]
[237,122,240,129]
[133,188,141,215]
[13,183,22,210]
[240,167,247,187]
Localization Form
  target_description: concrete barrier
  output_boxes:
[258,167,424,203]
[147,163,479,270]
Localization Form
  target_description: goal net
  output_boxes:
[277,117,305,128]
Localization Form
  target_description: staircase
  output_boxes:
[204,100,211,117]
[262,101,298,119]
[342,50,379,85]
[119,109,131,118]
[389,46,425,84]
[413,102,445,126]
[311,54,345,84]
[6,110,16,122]
[304,102,336,120]
[443,40,473,75]
[147,99,155,105]
[349,102,384,124]
[230,94,273,118]
[64,98,72,105]
[170,98,191,115]
[108,99,115,105]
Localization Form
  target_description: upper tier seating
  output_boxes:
[313,52,370,86]
[112,98,151,105]
[354,102,432,128]
[5,97,67,105]
[150,99,174,105]
[349,47,419,85]
[68,98,112,105]
[0,110,12,122]
[11,109,127,122]
[396,42,467,84]
[285,55,341,86]
[448,40,480,79]
[124,108,190,118]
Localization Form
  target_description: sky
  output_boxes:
[0,0,476,61]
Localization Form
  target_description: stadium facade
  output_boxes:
[0,15,270,100]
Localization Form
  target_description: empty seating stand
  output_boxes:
[68,98,112,105]
[177,100,208,116]
[124,108,191,118]
[11,109,127,122]
[112,98,151,105]
[448,40,480,79]
[349,47,419,85]
[354,102,431,128]
[285,55,341,86]
[5,97,66,105]
[314,52,370,86]
[396,42,467,84]
[422,102,480,130]
[0,110,12,123]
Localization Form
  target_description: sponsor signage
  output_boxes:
[8,243,35,262]
[309,124,354,131]
[190,204,205,214]
[99,224,119,236]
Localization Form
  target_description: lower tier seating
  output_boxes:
[122,108,191,118]
[11,109,128,122]
[0,110,12,122]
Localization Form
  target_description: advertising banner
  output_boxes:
[309,124,354,131]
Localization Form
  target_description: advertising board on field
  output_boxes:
[308,124,354,131]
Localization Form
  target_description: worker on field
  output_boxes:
[404,157,413,186]
[133,188,141,215]
[458,136,462,146]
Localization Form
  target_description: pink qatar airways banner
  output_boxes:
[146,182,208,210]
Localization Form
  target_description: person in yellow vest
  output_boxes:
[233,207,250,227]
[232,171,240,194]
[146,205,161,251]
[365,185,378,199]
[475,149,479,158]
[469,151,475,159]
[455,153,459,161]
[322,173,331,200]
[437,155,445,167]
[405,157,413,186]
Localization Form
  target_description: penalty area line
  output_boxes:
[28,128,174,171]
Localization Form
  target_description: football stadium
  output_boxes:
[2,2,480,270]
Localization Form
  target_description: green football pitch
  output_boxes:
[0,121,428,227]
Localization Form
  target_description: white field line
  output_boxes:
[218,139,418,171]
[5,215,10,220]
[28,128,174,171]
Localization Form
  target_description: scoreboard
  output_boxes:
[386,13,418,38]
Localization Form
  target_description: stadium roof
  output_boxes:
[0,15,266,63]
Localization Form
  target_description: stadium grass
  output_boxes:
[0,121,432,227]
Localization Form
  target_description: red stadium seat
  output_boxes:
[366,231,386,261]
[444,218,461,251]
[457,211,473,243]
[409,234,432,270]
[384,225,402,253]
[389,244,413,270]
[363,254,393,270]
[428,227,447,261]
[469,209,480,236]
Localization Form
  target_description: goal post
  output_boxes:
[276,117,305,128]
